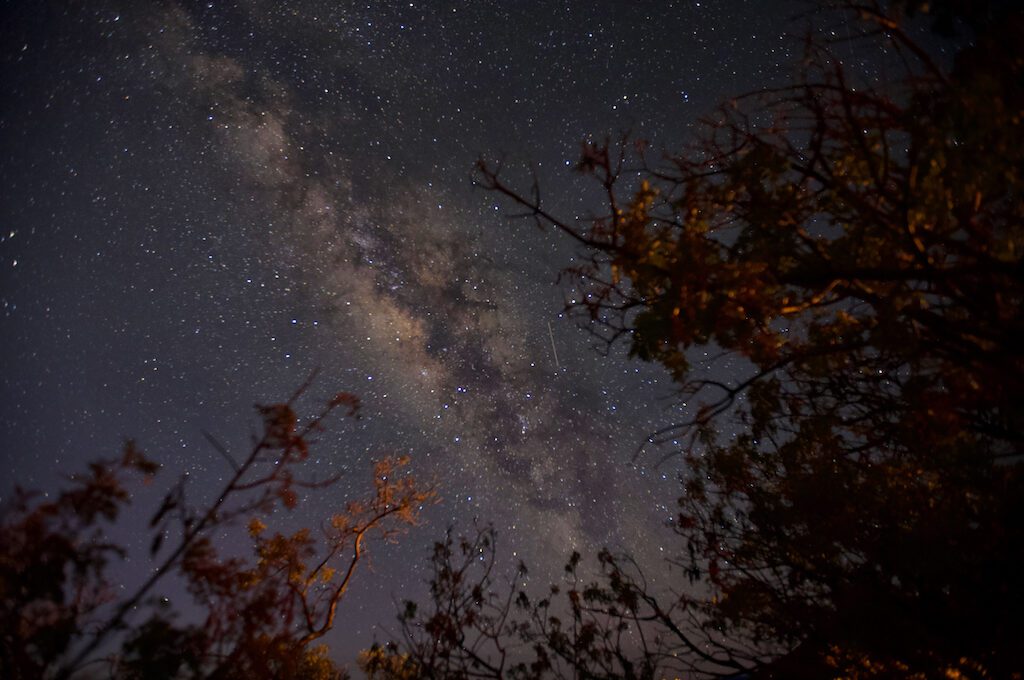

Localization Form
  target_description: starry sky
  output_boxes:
[2,0,813,665]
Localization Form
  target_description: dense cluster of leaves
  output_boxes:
[0,383,434,679]
[473,1,1024,677]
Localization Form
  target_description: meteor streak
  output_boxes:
[547,320,560,370]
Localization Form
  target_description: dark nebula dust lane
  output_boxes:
[1,0,803,661]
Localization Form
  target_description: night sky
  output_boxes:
[2,0,814,665]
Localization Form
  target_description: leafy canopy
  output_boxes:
[1,384,435,680]
[473,1,1024,676]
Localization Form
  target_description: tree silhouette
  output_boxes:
[0,380,435,679]
[374,1,1023,677]
[361,525,759,680]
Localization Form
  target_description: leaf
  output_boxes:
[328,391,362,417]
[149,493,177,528]
[150,530,165,557]
[247,517,267,537]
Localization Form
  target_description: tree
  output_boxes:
[361,525,757,680]
[378,1,1022,677]
[0,379,435,679]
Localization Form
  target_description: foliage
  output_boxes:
[363,525,762,680]
[363,527,532,680]
[0,381,435,679]
[471,1,1024,677]
[366,524,800,679]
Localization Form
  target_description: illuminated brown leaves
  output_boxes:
[1,387,434,679]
